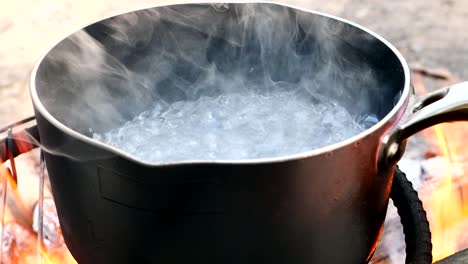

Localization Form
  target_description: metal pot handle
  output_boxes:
[378,81,468,169]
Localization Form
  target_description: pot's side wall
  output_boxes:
[33,101,403,263]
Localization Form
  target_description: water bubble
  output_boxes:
[94,91,374,162]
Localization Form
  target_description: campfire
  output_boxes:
[370,67,468,263]
[414,71,468,262]
[0,147,76,263]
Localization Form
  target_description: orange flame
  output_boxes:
[413,74,468,261]
[40,244,77,264]
[427,125,468,261]
[0,129,77,263]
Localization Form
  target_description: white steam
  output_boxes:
[36,3,385,160]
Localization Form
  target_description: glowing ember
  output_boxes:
[1,220,75,264]
[0,142,76,263]
[0,200,77,264]
[1,222,37,264]
[34,198,77,264]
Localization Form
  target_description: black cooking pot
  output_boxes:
[8,2,468,264]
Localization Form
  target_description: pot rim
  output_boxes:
[29,0,411,167]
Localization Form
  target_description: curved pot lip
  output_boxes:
[29,0,411,167]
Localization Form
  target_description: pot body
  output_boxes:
[34,108,403,264]
[31,2,410,263]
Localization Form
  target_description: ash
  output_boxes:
[93,89,372,162]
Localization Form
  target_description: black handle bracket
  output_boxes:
[0,116,40,162]
[0,116,40,190]
[391,167,432,264]
[5,128,18,190]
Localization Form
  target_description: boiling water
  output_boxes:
[93,91,376,162]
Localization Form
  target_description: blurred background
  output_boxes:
[2,0,467,126]
[1,1,468,263]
